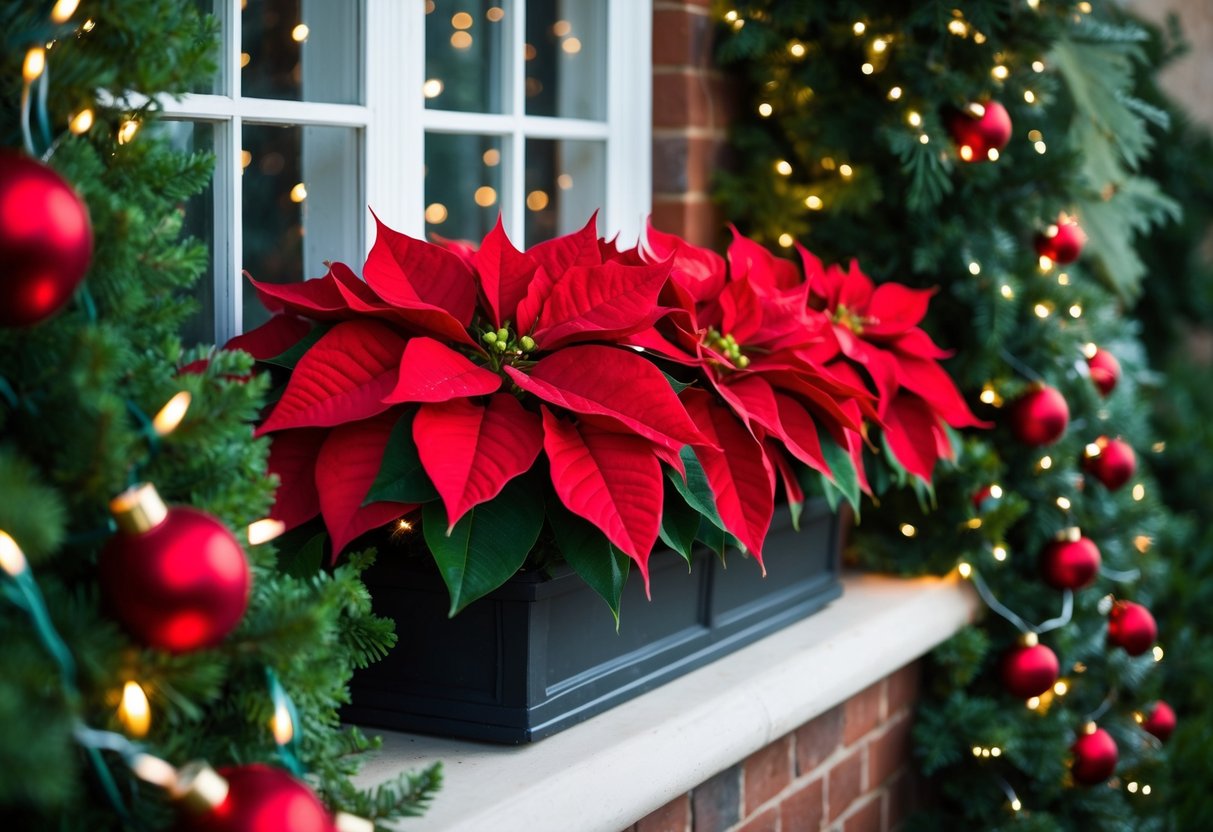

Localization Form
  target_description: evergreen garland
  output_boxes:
[716,1,1185,828]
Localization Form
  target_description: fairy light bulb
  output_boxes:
[758,102,773,117]
[957,562,973,578]
[775,159,793,176]
[271,702,294,745]
[68,108,94,134]
[152,391,191,436]
[1056,496,1071,510]
[992,545,1008,562]
[119,681,152,737]
[907,110,922,127]
[887,86,902,100]
[117,119,140,145]
[247,518,287,545]
[23,47,46,82]
[969,261,981,275]
[51,0,80,23]
[852,21,866,35]
[0,531,28,576]
[805,195,823,210]
[899,523,917,538]
[991,65,1009,80]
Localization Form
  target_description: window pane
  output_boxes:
[425,133,505,243]
[242,124,362,331]
[525,138,604,248]
[192,0,222,94]
[242,0,362,104]
[525,0,606,119]
[149,120,216,346]
[425,1,509,114]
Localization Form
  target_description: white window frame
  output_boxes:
[157,0,652,345]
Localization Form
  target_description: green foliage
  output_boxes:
[716,1,1184,829]
[0,2,435,827]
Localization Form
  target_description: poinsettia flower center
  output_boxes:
[704,327,751,369]
[479,322,537,371]
[832,303,870,335]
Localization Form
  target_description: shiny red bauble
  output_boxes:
[1009,385,1069,447]
[1107,600,1157,656]
[1040,532,1101,590]
[99,484,250,652]
[946,100,1012,162]
[1142,700,1177,743]
[1071,726,1118,785]
[1084,437,1136,491]
[176,764,333,832]
[0,151,93,326]
[1086,348,1121,397]
[1035,217,1088,265]
[1001,640,1060,699]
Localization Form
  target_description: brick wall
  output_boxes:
[651,0,739,247]
[621,661,923,832]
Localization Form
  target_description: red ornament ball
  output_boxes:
[1086,348,1121,397]
[1035,217,1088,265]
[1084,437,1136,491]
[1001,640,1060,699]
[1071,726,1118,785]
[0,150,93,326]
[176,764,333,832]
[1143,700,1177,743]
[99,484,250,653]
[1009,385,1069,447]
[947,100,1013,162]
[1040,532,1101,590]
[1107,600,1157,656]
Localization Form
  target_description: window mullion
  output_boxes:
[506,0,527,243]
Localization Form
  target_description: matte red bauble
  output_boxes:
[1009,385,1069,446]
[99,483,250,652]
[946,101,1012,162]
[1040,530,1101,590]
[175,763,333,832]
[1084,437,1136,491]
[1071,725,1118,785]
[1142,700,1176,743]
[1107,600,1157,656]
[1001,638,1060,699]
[0,150,93,326]
[1086,348,1121,397]
[1035,217,1088,265]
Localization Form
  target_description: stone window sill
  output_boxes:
[353,572,978,832]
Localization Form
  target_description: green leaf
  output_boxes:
[666,447,726,531]
[662,372,694,394]
[276,531,326,578]
[786,493,804,533]
[696,516,741,560]
[422,476,544,616]
[262,324,330,370]
[364,410,439,505]
[549,502,630,625]
[817,438,860,516]
[657,480,700,565]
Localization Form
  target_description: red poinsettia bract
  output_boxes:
[240,215,715,594]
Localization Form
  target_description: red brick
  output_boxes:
[780,778,824,831]
[886,662,921,716]
[869,717,913,788]
[636,794,690,832]
[691,765,741,832]
[794,706,843,776]
[843,682,885,745]
[653,71,701,129]
[733,806,778,832]
[653,8,714,68]
[827,749,865,822]
[743,735,793,814]
[842,798,882,832]
[650,198,721,248]
[883,772,920,831]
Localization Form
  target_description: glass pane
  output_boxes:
[425,133,505,243]
[242,124,362,331]
[524,138,604,248]
[525,0,606,119]
[192,0,222,94]
[242,0,362,104]
[148,120,216,346]
[425,0,509,113]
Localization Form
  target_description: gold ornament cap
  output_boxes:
[171,761,230,812]
[1020,631,1039,648]
[1058,527,1083,543]
[109,483,169,534]
[333,812,376,832]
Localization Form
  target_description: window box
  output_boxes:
[344,499,841,743]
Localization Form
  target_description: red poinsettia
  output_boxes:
[238,215,720,606]
[799,253,990,481]
[636,225,873,557]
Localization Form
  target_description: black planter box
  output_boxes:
[345,499,842,744]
